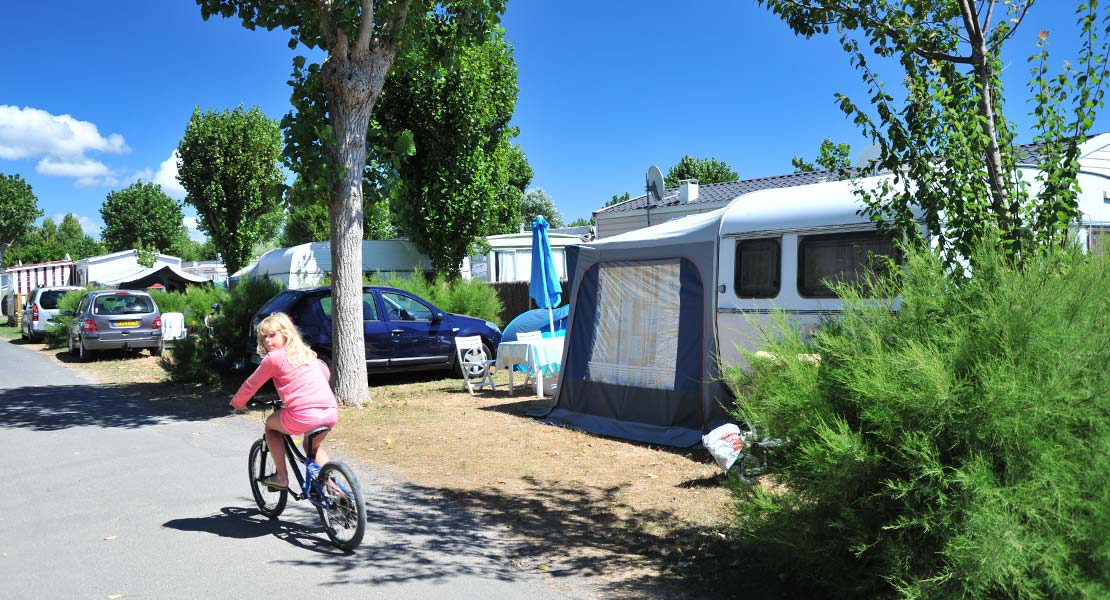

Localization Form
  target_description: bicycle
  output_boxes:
[729,423,784,484]
[244,399,367,550]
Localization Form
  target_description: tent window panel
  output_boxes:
[798,231,899,298]
[589,260,680,390]
[734,238,781,298]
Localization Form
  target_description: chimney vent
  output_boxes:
[679,179,699,203]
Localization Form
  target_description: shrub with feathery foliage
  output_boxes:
[724,243,1110,599]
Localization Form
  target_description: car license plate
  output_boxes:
[113,320,140,328]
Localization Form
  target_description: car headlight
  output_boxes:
[485,321,501,333]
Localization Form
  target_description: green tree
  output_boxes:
[567,216,594,227]
[173,237,220,262]
[176,105,285,276]
[758,1,1110,265]
[519,188,563,228]
[605,191,631,208]
[6,213,104,265]
[280,176,395,247]
[198,0,504,405]
[0,173,42,268]
[99,181,186,254]
[792,138,852,172]
[376,21,526,276]
[664,155,739,187]
[58,214,105,260]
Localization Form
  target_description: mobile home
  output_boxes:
[545,159,1110,448]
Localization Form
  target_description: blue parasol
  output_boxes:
[529,215,561,335]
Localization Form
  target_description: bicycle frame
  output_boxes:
[259,429,327,503]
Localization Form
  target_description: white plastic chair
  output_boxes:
[455,335,496,395]
[159,312,187,354]
[515,331,544,390]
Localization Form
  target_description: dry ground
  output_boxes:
[4,328,800,599]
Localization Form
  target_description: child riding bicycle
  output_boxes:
[230,312,338,491]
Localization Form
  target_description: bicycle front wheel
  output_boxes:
[248,439,288,518]
[314,461,366,550]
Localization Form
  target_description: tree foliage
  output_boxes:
[758,0,1110,265]
[176,105,285,275]
[375,19,527,276]
[198,0,507,405]
[792,138,852,172]
[664,155,739,187]
[519,188,563,228]
[5,214,104,265]
[0,172,42,267]
[567,216,594,227]
[605,191,631,207]
[99,181,186,254]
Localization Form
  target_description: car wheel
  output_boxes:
[67,334,75,355]
[454,342,492,379]
[78,338,93,362]
[152,340,163,357]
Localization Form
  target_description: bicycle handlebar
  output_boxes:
[245,398,283,409]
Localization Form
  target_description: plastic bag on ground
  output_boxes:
[702,423,745,472]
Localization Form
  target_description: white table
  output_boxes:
[495,337,565,398]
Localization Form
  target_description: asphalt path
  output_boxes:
[0,339,595,599]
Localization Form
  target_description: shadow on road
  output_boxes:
[0,381,229,430]
[162,474,816,599]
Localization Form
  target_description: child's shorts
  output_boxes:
[280,406,338,435]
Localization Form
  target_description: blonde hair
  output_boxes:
[256,312,316,368]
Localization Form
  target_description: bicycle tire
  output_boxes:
[248,439,288,518]
[314,461,366,550]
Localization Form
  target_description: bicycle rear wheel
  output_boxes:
[314,461,366,550]
[248,439,288,518]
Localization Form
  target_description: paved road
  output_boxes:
[0,339,594,599]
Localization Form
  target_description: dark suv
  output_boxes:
[67,290,162,361]
[250,286,502,376]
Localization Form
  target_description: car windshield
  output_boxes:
[93,294,154,315]
[39,290,71,309]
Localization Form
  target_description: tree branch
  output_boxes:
[316,0,338,51]
[354,0,374,53]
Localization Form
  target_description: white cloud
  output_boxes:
[37,155,112,178]
[153,151,186,200]
[0,106,129,176]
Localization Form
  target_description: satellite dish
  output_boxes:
[854,145,882,173]
[646,165,665,205]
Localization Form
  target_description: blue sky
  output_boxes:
[0,1,1099,240]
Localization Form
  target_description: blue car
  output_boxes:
[249,285,502,377]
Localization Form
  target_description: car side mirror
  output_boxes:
[62,310,73,317]
[432,311,445,323]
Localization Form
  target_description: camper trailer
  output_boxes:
[233,240,433,289]
[546,157,1110,448]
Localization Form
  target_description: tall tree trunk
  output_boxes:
[320,39,395,406]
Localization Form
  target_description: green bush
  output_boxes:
[368,270,503,325]
[211,276,284,365]
[724,243,1110,599]
[149,286,229,331]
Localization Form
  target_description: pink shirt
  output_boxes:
[230,348,337,412]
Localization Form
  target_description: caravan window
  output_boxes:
[734,238,781,298]
[797,231,899,298]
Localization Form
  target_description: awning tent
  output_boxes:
[113,264,211,292]
[540,209,735,448]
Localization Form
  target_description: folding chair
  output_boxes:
[515,331,544,391]
[455,335,496,395]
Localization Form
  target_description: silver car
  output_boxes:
[21,286,84,341]
[67,290,163,361]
